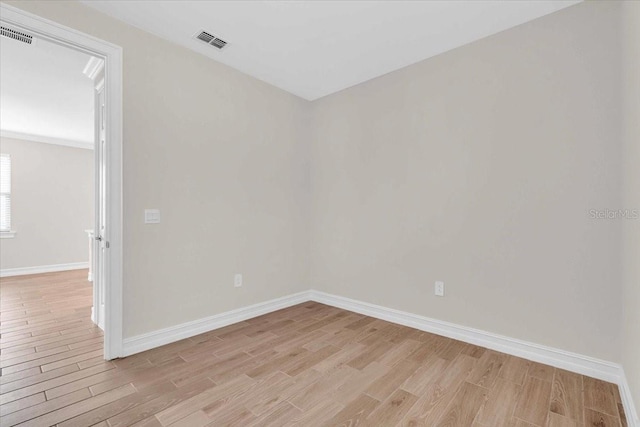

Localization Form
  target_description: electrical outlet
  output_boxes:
[234,274,242,287]
[435,281,445,297]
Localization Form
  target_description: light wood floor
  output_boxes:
[0,271,628,427]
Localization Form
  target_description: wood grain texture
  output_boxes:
[584,376,619,417]
[474,378,521,427]
[584,408,623,427]
[513,376,553,426]
[550,369,583,423]
[0,271,628,427]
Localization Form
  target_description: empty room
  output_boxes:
[0,1,638,426]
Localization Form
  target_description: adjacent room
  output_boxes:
[0,1,638,426]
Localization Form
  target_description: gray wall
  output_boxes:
[621,0,640,415]
[310,1,623,363]
[0,137,93,269]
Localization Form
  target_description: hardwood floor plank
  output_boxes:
[499,356,531,386]
[167,410,211,427]
[1,343,103,375]
[289,364,359,410]
[583,376,619,417]
[367,388,419,425]
[17,383,135,427]
[324,393,380,426]
[108,378,216,427]
[246,347,310,379]
[402,354,477,426]
[208,404,257,426]
[1,363,111,405]
[1,387,92,427]
[584,407,622,427]
[365,359,420,400]
[0,345,70,368]
[153,376,252,426]
[547,412,579,427]
[347,339,393,370]
[284,344,340,376]
[527,361,555,382]
[312,342,367,373]
[0,392,46,416]
[550,369,583,423]
[57,381,177,427]
[467,350,506,389]
[246,369,321,417]
[247,401,300,426]
[618,402,628,427]
[0,366,42,385]
[474,378,521,426]
[401,356,450,397]
[513,376,553,426]
[435,381,488,426]
[333,361,391,403]
[284,399,344,427]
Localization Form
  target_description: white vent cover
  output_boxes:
[0,26,34,44]
[195,31,227,50]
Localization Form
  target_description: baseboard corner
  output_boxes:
[619,368,640,427]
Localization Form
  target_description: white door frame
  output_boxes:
[0,3,124,359]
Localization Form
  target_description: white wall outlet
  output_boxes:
[435,281,445,297]
[234,274,242,288]
[144,209,160,224]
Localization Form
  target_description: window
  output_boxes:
[0,154,11,234]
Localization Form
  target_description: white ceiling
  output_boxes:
[0,33,95,145]
[82,0,580,100]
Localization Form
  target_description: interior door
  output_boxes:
[93,79,106,330]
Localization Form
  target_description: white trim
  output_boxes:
[1,130,94,150]
[620,369,640,427]
[0,230,16,238]
[308,290,638,425]
[122,291,311,357]
[0,262,89,277]
[0,3,124,360]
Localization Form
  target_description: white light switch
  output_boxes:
[234,274,242,287]
[144,209,160,224]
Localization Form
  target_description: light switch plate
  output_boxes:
[144,209,161,224]
[435,281,445,297]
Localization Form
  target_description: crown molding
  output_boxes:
[0,130,94,150]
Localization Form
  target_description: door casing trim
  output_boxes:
[0,2,125,359]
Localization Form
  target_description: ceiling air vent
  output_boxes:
[195,31,227,50]
[0,26,34,44]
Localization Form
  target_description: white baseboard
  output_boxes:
[119,288,638,425]
[308,290,638,426]
[0,262,89,278]
[619,369,640,426]
[122,291,311,357]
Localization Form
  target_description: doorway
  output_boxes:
[0,3,123,359]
